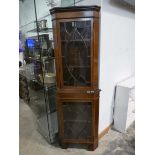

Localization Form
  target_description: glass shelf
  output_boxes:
[27,28,53,33]
[28,56,55,61]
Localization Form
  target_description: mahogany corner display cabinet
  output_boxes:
[50,5,101,151]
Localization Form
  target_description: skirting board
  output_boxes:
[98,122,113,139]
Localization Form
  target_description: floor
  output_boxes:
[19,99,135,155]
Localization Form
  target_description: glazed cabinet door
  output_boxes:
[54,18,94,89]
[57,99,95,142]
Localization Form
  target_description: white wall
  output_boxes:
[99,0,135,133]
[19,0,135,134]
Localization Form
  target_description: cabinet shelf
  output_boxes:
[64,81,91,85]
[61,39,90,42]
[64,120,91,123]
[62,56,91,58]
[64,66,90,68]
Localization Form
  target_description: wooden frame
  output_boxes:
[55,18,94,89]
[50,6,100,151]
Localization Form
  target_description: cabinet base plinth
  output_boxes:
[88,142,98,151]
[60,142,68,149]
[59,141,98,151]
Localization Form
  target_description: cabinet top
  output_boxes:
[50,5,100,15]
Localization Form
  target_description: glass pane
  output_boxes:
[63,102,92,139]
[60,20,91,86]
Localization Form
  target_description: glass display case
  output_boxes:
[19,0,57,144]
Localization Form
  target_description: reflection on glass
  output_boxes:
[28,84,57,143]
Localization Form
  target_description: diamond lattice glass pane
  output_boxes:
[60,20,91,86]
[63,102,92,139]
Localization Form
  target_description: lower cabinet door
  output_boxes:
[59,100,93,141]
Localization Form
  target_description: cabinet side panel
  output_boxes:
[52,20,61,88]
[93,18,100,88]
